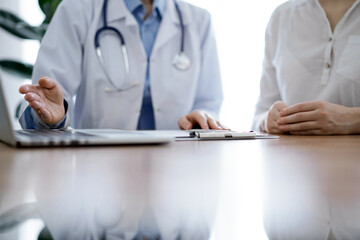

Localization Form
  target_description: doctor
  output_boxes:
[19,0,225,131]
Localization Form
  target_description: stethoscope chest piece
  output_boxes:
[172,52,191,71]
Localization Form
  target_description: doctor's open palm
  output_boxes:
[19,77,65,125]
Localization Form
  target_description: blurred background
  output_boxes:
[0,0,286,130]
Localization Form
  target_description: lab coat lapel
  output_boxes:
[107,0,137,26]
[152,0,189,54]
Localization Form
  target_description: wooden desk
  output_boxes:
[0,135,359,239]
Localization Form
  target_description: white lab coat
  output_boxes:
[26,0,222,130]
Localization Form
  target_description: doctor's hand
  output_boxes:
[277,101,360,135]
[19,77,65,125]
[264,101,289,134]
[178,110,228,130]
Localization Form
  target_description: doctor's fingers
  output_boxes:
[178,112,211,130]
[178,117,191,130]
[28,101,52,121]
[25,94,50,116]
[216,121,230,130]
[19,77,59,95]
[182,112,209,130]
[28,100,45,111]
[205,115,228,130]
[207,118,221,130]
[24,92,42,103]
[19,84,45,97]
[192,113,210,130]
[38,77,57,90]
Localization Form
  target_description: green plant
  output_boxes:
[0,0,62,79]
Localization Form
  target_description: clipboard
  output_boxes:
[176,130,279,141]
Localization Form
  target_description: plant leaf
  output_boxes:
[0,60,33,79]
[0,10,46,40]
[38,0,62,24]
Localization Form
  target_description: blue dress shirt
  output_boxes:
[20,0,166,130]
[125,0,166,130]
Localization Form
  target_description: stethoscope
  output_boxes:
[95,0,191,92]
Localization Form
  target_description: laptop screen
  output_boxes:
[0,70,17,146]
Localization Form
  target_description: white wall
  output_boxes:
[185,0,286,130]
[0,0,20,57]
[0,0,23,129]
[185,2,286,239]
[0,0,43,129]
[20,0,43,64]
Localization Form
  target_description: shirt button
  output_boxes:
[329,37,333,42]
[325,63,331,69]
[156,108,160,112]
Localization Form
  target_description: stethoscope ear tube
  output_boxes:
[95,0,191,92]
[172,1,191,71]
[174,0,185,53]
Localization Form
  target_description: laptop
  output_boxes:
[0,73,172,147]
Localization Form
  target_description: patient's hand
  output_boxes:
[19,77,65,125]
[277,101,360,135]
[265,101,289,134]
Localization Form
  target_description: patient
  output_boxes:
[253,0,360,135]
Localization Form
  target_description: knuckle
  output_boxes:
[274,101,282,106]
[318,110,328,119]
[297,103,305,111]
[316,101,325,108]
[272,101,281,109]
[268,127,278,134]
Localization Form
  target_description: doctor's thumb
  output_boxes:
[38,77,57,90]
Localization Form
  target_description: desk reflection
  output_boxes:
[1,136,360,239]
[1,144,220,240]
[262,137,360,240]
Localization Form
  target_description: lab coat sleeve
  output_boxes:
[252,7,283,132]
[19,0,92,129]
[192,13,223,120]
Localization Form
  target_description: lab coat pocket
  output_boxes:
[336,36,360,83]
[170,58,198,94]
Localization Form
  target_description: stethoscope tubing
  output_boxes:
[95,0,189,92]
[174,1,185,52]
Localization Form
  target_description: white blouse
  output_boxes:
[253,0,360,131]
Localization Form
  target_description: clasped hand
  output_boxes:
[266,101,359,135]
